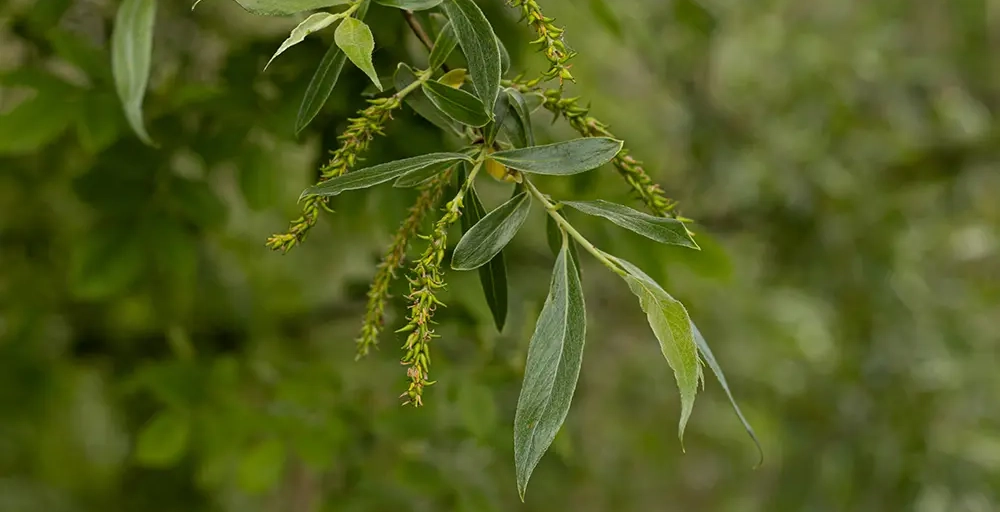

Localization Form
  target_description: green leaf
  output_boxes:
[514,241,586,500]
[393,160,455,188]
[295,0,371,134]
[483,88,509,146]
[452,191,530,270]
[0,87,79,155]
[563,200,699,249]
[489,138,623,176]
[428,21,458,71]
[266,12,341,70]
[76,92,122,153]
[502,87,534,148]
[690,321,763,464]
[237,439,286,494]
[135,410,190,468]
[302,152,471,198]
[69,224,146,300]
[373,0,442,9]
[441,0,501,116]
[438,68,467,88]
[608,254,703,446]
[421,80,490,127]
[111,0,156,145]
[545,214,582,279]
[335,17,382,90]
[458,166,509,332]
[393,63,462,135]
[229,0,349,16]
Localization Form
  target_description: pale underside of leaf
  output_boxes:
[266,12,341,70]
[111,0,157,145]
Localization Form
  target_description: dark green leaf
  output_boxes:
[421,80,490,127]
[135,410,190,468]
[514,241,586,500]
[394,63,463,135]
[69,223,146,300]
[441,0,501,116]
[459,170,509,331]
[392,160,456,188]
[111,0,156,145]
[295,0,370,134]
[607,254,702,445]
[230,0,349,16]
[489,137,623,175]
[502,87,535,148]
[484,89,509,146]
[690,321,763,465]
[563,200,699,248]
[452,191,530,270]
[374,0,441,9]
[335,17,382,90]
[428,22,457,71]
[302,152,471,198]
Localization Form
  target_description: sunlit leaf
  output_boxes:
[295,0,371,133]
[135,410,190,468]
[265,12,342,70]
[111,0,156,145]
[607,254,703,445]
[335,17,382,90]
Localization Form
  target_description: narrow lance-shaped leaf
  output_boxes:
[452,191,531,270]
[607,253,703,445]
[393,160,456,188]
[441,0,501,116]
[458,165,508,331]
[490,138,623,176]
[422,80,491,127]
[335,17,382,90]
[301,152,471,198]
[228,0,349,16]
[393,63,462,135]
[503,87,535,148]
[690,321,764,465]
[111,0,156,145]
[545,214,582,279]
[428,21,457,71]
[373,0,442,10]
[265,12,341,70]
[563,200,700,249]
[514,241,586,500]
[484,90,509,146]
[295,0,371,134]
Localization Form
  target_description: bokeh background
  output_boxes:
[2,0,999,510]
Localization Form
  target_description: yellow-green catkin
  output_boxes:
[266,96,402,252]
[507,0,576,85]
[356,168,454,359]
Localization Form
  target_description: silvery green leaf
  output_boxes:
[489,138,623,176]
[265,12,341,70]
[452,191,531,270]
[514,241,586,500]
[301,152,471,198]
[111,0,157,145]
[563,199,699,248]
[441,0,501,116]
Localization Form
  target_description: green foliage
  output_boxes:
[489,138,624,175]
[422,78,491,127]
[12,0,995,509]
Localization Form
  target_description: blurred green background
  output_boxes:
[2,0,999,510]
